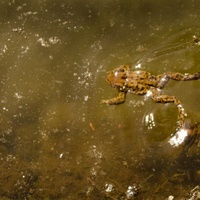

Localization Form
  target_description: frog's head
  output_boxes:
[106,65,130,89]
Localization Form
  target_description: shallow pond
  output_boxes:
[0,0,200,199]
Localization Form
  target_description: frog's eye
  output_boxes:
[117,65,129,72]
[116,68,126,73]
[118,69,125,72]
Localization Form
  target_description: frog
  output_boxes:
[101,64,200,131]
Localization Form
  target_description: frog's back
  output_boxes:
[127,70,157,86]
[129,70,151,79]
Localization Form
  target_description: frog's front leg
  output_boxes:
[150,89,187,130]
[101,91,126,105]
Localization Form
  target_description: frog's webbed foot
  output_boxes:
[101,92,126,105]
[168,122,200,151]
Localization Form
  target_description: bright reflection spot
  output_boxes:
[3,107,8,111]
[14,92,23,100]
[84,95,89,101]
[105,183,114,193]
[125,78,129,83]
[160,77,167,83]
[145,90,152,97]
[168,195,174,200]
[168,129,188,147]
[145,113,155,129]
[90,168,97,176]
[59,153,64,159]
[177,104,186,115]
[49,36,60,45]
[134,63,141,69]
[126,184,138,199]
[37,38,50,47]
[126,186,134,199]
[114,71,118,76]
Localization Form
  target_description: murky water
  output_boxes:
[0,0,200,199]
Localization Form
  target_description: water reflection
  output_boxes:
[0,0,200,199]
[144,112,156,129]
[168,128,188,147]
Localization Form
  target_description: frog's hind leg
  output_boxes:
[156,72,200,89]
[151,93,187,130]
[155,74,170,89]
[166,72,200,81]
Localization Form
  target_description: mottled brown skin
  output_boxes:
[101,65,200,130]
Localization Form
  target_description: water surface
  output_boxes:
[0,0,200,199]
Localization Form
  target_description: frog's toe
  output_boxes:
[100,100,107,104]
